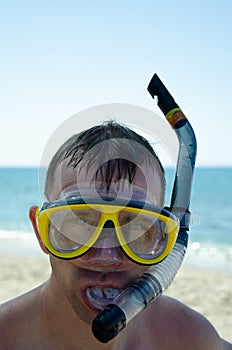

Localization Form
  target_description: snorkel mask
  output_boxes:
[36,198,179,265]
[91,73,197,343]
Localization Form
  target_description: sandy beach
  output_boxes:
[0,255,231,343]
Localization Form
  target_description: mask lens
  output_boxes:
[48,209,101,252]
[40,201,178,263]
[118,211,168,259]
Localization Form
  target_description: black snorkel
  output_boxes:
[92,73,197,343]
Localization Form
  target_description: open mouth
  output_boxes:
[85,286,122,311]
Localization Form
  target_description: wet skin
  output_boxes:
[39,160,163,324]
[0,159,231,349]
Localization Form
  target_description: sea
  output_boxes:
[0,167,232,273]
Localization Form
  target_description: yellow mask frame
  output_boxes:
[36,197,179,265]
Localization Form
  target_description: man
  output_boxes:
[0,121,231,349]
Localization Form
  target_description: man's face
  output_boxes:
[47,160,163,324]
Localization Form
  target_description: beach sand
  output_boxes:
[0,255,231,343]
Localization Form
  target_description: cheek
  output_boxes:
[49,257,98,324]
[49,258,82,307]
[50,257,77,294]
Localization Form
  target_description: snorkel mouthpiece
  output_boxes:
[92,304,126,343]
[92,74,197,343]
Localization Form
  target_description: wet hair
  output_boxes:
[45,120,165,199]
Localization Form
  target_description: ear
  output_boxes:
[29,206,49,255]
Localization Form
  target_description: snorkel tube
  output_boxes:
[92,73,197,343]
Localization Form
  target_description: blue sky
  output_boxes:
[0,0,231,166]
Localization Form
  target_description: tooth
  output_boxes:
[86,286,121,303]
[86,287,106,310]
[103,288,120,299]
[90,287,103,298]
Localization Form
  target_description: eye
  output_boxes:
[127,221,144,230]
[70,210,100,226]
[75,214,91,225]
[120,214,135,225]
[48,223,82,250]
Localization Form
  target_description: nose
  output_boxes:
[94,219,119,248]
[95,219,118,247]
[86,220,124,263]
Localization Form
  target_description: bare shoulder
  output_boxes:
[0,287,43,349]
[143,295,232,350]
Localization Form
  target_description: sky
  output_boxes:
[0,0,232,167]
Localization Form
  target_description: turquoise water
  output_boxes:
[0,167,232,271]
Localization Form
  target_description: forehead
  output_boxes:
[48,158,164,205]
